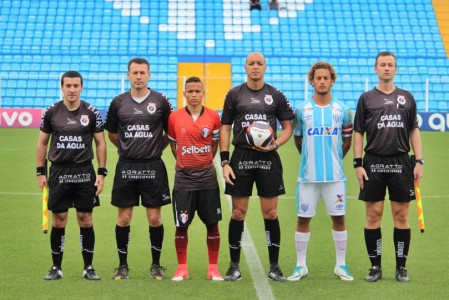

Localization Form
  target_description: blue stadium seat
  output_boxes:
[437,101,448,110]
[0,0,447,110]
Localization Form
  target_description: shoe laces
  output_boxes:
[114,265,129,275]
[338,265,350,274]
[270,268,284,278]
[49,266,60,274]
[397,266,407,276]
[270,265,283,275]
[228,262,239,272]
[151,265,167,274]
[368,266,380,276]
[85,265,95,271]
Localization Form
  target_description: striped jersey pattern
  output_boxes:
[293,99,353,183]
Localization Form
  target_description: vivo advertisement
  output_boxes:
[1,108,449,132]
[0,108,42,128]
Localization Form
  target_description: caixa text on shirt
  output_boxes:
[370,164,403,173]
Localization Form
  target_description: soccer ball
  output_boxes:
[246,121,274,147]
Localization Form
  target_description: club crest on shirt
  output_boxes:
[300,203,309,213]
[332,113,342,124]
[147,103,156,114]
[397,95,406,105]
[201,127,210,138]
[179,211,189,224]
[80,115,89,126]
[264,95,273,105]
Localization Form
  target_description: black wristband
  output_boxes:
[36,167,45,176]
[220,151,230,162]
[97,168,108,176]
[353,158,363,168]
[273,142,279,150]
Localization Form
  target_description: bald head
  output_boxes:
[244,52,267,86]
[245,52,266,65]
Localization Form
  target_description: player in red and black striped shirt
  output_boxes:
[168,76,223,281]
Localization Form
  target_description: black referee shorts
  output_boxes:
[111,158,171,208]
[48,163,98,213]
[225,147,286,198]
[358,153,415,202]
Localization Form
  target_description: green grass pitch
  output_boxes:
[0,128,448,299]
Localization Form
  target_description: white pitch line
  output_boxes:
[277,195,449,200]
[214,158,275,300]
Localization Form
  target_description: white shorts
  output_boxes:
[296,181,346,217]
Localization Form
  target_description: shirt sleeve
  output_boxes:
[212,111,221,140]
[92,106,104,133]
[40,106,53,134]
[341,103,353,138]
[353,94,366,134]
[408,92,419,130]
[220,89,235,125]
[293,107,303,137]
[162,95,173,133]
[104,98,119,133]
[276,90,294,121]
[167,113,176,141]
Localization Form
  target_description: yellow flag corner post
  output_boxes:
[42,186,49,234]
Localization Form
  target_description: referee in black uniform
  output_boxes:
[220,52,294,282]
[36,71,107,281]
[105,58,172,280]
[353,51,424,283]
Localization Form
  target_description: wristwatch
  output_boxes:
[415,159,424,165]
[221,160,230,167]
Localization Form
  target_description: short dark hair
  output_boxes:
[61,71,83,87]
[127,57,150,72]
[184,76,203,88]
[375,51,397,67]
[308,62,337,84]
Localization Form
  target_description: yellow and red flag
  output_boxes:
[42,186,49,234]
[415,181,425,233]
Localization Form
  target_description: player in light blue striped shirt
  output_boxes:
[294,99,353,182]
[288,62,354,282]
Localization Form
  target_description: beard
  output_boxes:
[315,87,331,96]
